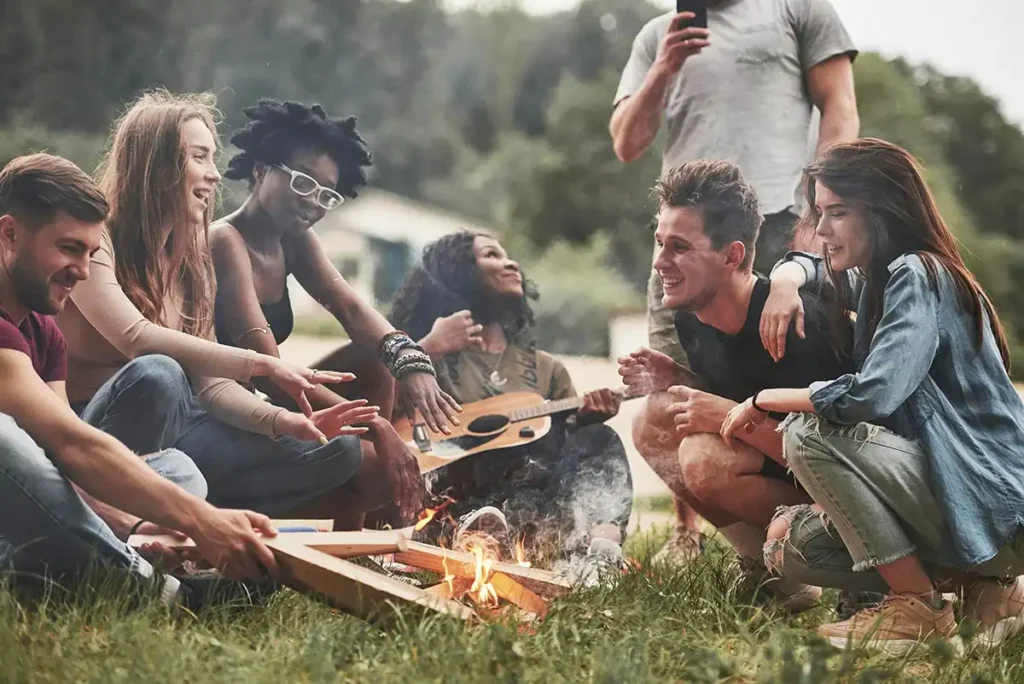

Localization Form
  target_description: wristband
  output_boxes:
[751,391,768,414]
[128,519,147,537]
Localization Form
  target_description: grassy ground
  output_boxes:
[4,528,1023,684]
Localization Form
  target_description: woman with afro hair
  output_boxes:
[387,231,635,581]
[211,100,458,436]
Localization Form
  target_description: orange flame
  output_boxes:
[441,551,456,593]
[468,543,499,606]
[514,536,531,568]
[414,507,438,531]
[413,496,456,532]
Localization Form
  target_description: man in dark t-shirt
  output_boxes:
[0,309,67,382]
[620,160,853,613]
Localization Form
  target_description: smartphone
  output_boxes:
[675,0,708,30]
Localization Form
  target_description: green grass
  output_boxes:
[3,530,1023,683]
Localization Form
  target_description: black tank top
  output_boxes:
[215,286,294,347]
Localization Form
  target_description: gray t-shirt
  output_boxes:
[614,0,856,214]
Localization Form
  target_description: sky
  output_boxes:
[440,0,1024,126]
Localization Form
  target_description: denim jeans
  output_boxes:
[0,412,204,581]
[78,354,364,517]
[768,414,1024,591]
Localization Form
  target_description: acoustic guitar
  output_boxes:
[394,391,625,473]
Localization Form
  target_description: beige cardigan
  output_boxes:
[58,232,284,435]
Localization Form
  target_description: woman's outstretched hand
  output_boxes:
[255,355,355,416]
[273,399,380,444]
[399,372,461,435]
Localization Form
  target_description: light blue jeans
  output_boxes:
[0,412,204,581]
[77,354,364,516]
[768,414,1024,591]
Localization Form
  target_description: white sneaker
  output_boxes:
[555,537,627,589]
[452,506,510,560]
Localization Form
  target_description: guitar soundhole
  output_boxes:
[467,414,510,436]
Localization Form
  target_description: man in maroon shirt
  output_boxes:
[0,153,281,600]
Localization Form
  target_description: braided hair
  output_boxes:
[389,231,538,344]
[224,99,372,197]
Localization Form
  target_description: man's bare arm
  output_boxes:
[1,350,211,534]
[610,15,710,162]
[807,54,859,158]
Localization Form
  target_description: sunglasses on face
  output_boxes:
[275,164,345,210]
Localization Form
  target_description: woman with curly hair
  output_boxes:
[59,91,414,530]
[210,99,458,441]
[388,231,634,580]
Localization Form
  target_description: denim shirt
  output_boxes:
[782,251,1024,568]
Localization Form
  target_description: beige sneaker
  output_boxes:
[960,576,1024,651]
[652,525,705,565]
[818,593,956,655]
[736,555,821,614]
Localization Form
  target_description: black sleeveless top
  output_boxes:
[215,286,294,347]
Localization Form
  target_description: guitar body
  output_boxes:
[393,392,554,473]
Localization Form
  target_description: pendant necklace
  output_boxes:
[485,343,509,388]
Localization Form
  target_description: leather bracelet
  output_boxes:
[128,519,147,537]
[751,391,768,414]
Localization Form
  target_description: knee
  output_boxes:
[678,433,729,499]
[630,396,675,459]
[0,414,48,473]
[144,448,208,499]
[764,512,792,571]
[120,355,190,400]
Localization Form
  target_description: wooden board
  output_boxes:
[268,541,475,621]
[394,541,572,599]
[128,530,408,558]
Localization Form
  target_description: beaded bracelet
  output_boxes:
[379,331,420,366]
[394,360,437,381]
[393,349,432,368]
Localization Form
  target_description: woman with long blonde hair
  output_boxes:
[59,91,423,528]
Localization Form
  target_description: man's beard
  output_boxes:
[9,255,60,315]
[675,285,716,313]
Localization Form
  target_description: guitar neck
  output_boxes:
[505,390,641,422]
[507,397,585,422]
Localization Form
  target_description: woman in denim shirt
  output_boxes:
[720,139,1024,655]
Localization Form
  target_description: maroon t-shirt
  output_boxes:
[0,308,68,382]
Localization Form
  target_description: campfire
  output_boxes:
[127,514,570,625]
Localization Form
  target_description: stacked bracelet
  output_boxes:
[378,331,425,367]
[379,331,437,380]
[393,349,437,380]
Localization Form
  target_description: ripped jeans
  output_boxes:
[767,414,1024,592]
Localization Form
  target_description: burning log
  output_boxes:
[394,541,571,599]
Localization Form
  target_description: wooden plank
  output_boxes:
[268,541,476,621]
[490,572,549,618]
[128,530,408,559]
[394,541,571,599]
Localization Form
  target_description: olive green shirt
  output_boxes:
[434,341,576,404]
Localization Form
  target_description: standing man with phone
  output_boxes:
[611,0,858,566]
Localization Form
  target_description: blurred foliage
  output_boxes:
[1,0,1022,362]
